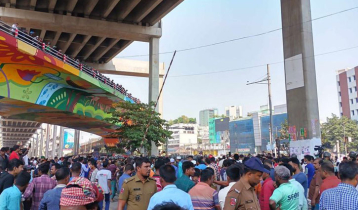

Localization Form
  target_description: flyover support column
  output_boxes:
[149,37,159,156]
[58,127,64,157]
[45,124,50,157]
[40,129,44,157]
[52,125,57,158]
[73,130,80,156]
[280,0,320,140]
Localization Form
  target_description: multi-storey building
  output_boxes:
[199,108,218,126]
[168,123,198,154]
[225,106,243,120]
[336,67,358,120]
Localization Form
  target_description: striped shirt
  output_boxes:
[189,182,219,210]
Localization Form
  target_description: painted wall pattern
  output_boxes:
[0,31,130,136]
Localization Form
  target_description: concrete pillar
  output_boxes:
[149,37,159,156]
[45,124,50,157]
[52,125,57,158]
[40,129,44,157]
[58,127,64,157]
[280,0,320,139]
[73,130,80,155]
[36,133,39,157]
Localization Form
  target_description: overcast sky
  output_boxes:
[105,0,358,122]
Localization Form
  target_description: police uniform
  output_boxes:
[223,157,269,210]
[119,174,157,210]
[223,179,260,210]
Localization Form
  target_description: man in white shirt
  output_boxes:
[88,159,98,183]
[218,164,242,209]
[96,160,111,210]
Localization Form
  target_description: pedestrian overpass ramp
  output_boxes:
[0,30,132,136]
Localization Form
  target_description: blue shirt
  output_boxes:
[118,173,131,191]
[269,167,276,181]
[0,185,22,210]
[293,172,308,198]
[147,184,194,210]
[38,185,65,210]
[319,183,358,210]
[171,164,178,177]
[305,163,315,187]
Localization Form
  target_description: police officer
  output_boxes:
[117,157,157,210]
[224,157,269,210]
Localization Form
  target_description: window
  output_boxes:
[341,113,343,117]
[356,98,358,103]
[338,81,340,86]
[352,110,355,116]
[349,77,352,82]
[350,88,353,93]
[355,87,357,92]
[339,92,341,96]
[354,75,356,80]
[340,102,342,107]
[351,99,354,104]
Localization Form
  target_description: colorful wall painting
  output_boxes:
[0,31,131,136]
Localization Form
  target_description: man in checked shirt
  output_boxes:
[23,163,56,210]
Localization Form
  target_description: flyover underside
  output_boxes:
[0,97,116,136]
[0,0,183,64]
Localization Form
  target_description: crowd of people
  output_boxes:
[1,144,358,210]
[1,21,140,104]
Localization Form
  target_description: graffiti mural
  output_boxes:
[0,31,130,136]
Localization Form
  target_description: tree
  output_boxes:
[105,101,172,155]
[278,119,289,140]
[321,114,358,153]
[168,115,196,125]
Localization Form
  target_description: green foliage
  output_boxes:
[321,114,358,152]
[105,101,172,155]
[213,114,227,119]
[278,119,289,140]
[168,115,196,125]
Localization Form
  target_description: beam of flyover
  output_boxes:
[89,58,165,78]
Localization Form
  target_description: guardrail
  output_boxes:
[0,21,140,103]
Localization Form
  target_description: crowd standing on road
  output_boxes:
[1,144,358,210]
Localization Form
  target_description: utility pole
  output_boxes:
[247,64,275,155]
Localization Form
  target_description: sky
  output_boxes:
[105,0,358,123]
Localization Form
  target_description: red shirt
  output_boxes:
[259,177,275,210]
[9,151,19,160]
[320,175,340,195]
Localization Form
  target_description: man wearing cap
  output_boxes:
[224,157,269,210]
[170,158,178,177]
[176,156,183,178]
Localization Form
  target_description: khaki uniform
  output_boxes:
[224,179,261,210]
[118,174,157,210]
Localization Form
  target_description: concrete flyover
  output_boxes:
[0,28,131,141]
[0,0,183,64]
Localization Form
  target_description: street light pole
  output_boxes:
[247,64,275,155]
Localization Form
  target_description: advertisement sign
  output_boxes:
[215,117,230,144]
[63,129,74,149]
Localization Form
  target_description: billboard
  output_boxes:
[214,117,230,144]
[63,129,74,149]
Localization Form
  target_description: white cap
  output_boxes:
[191,160,197,165]
[176,156,182,160]
[170,158,175,163]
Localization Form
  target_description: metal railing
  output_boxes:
[0,21,140,103]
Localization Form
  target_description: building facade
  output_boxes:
[168,123,198,154]
[225,106,243,120]
[229,105,288,154]
[199,108,218,126]
[336,67,358,120]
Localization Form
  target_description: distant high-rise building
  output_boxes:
[225,106,243,120]
[199,108,218,126]
[336,67,358,120]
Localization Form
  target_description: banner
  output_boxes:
[63,129,74,149]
